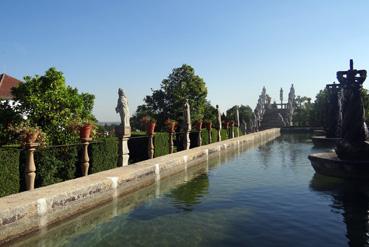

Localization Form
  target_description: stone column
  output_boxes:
[25,143,39,190]
[80,137,92,176]
[183,131,190,150]
[116,126,131,166]
[168,132,174,154]
[148,134,154,159]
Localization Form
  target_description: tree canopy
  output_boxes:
[11,68,95,145]
[135,64,208,130]
[225,105,253,125]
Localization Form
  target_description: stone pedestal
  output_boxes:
[312,136,341,148]
[116,126,131,166]
[197,130,202,147]
[80,138,92,176]
[168,132,174,154]
[25,143,39,191]
[148,135,154,159]
[183,131,190,150]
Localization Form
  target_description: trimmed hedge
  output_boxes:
[0,148,21,197]
[89,138,118,174]
[154,132,170,157]
[0,129,238,198]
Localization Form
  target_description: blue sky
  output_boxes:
[1,0,369,121]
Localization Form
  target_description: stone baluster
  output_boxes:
[80,137,92,176]
[25,143,39,190]
[116,126,131,166]
[148,134,154,159]
[168,132,174,154]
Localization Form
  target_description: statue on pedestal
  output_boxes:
[216,105,222,141]
[115,88,131,166]
[183,99,191,150]
[115,88,131,136]
[335,60,369,160]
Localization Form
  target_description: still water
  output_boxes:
[13,134,369,247]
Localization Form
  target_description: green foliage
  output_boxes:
[293,96,313,126]
[0,100,22,146]
[134,64,208,131]
[154,132,170,157]
[34,146,79,187]
[0,148,21,197]
[226,105,253,126]
[201,129,218,145]
[89,138,118,174]
[11,68,95,145]
[221,129,228,141]
[203,101,217,124]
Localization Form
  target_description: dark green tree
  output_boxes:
[135,64,207,130]
[0,100,23,145]
[293,96,313,126]
[11,68,95,144]
[226,105,253,125]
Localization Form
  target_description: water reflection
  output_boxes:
[310,174,369,247]
[168,173,209,211]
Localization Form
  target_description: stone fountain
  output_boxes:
[309,60,369,179]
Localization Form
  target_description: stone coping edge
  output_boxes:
[0,128,280,244]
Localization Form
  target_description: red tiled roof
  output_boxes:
[0,74,22,100]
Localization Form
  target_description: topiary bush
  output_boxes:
[34,145,79,187]
[0,148,21,197]
[154,132,170,157]
[89,138,118,174]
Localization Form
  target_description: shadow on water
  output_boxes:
[310,174,369,247]
[168,173,209,211]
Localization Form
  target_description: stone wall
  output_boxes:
[0,128,281,244]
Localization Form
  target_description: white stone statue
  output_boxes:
[115,88,131,129]
[236,106,240,127]
[183,99,191,131]
[216,105,222,130]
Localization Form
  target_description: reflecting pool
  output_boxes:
[12,134,369,247]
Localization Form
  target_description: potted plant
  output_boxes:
[141,116,157,135]
[8,121,47,146]
[164,119,177,133]
[204,120,212,130]
[195,119,203,131]
[68,118,96,139]
[222,121,229,129]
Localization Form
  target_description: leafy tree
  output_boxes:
[135,64,207,130]
[293,96,313,126]
[226,105,253,125]
[203,101,217,124]
[0,100,23,145]
[11,68,95,145]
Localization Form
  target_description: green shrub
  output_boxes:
[0,148,21,197]
[154,132,169,157]
[221,129,228,141]
[89,138,118,173]
[34,145,79,187]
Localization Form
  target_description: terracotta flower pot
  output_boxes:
[25,131,39,144]
[196,121,203,131]
[147,122,156,135]
[205,122,212,130]
[167,122,176,133]
[80,124,92,139]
